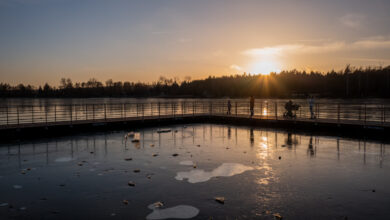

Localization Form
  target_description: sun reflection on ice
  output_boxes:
[256,134,276,185]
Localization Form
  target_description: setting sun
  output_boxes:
[249,59,281,75]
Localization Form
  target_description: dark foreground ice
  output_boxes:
[0,124,389,219]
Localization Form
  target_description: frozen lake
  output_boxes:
[0,124,389,219]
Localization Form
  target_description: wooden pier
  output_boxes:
[0,101,389,141]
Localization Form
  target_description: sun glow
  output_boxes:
[249,59,281,75]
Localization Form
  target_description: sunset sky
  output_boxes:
[1,0,390,85]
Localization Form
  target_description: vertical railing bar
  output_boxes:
[235,102,238,116]
[260,102,262,118]
[92,104,95,121]
[382,104,384,124]
[124,103,126,119]
[275,102,278,120]
[17,106,19,125]
[54,105,57,123]
[337,103,340,123]
[158,102,160,119]
[364,104,367,125]
[104,104,107,121]
[31,105,34,124]
[6,106,9,126]
[70,105,73,124]
[75,104,78,121]
[45,105,48,124]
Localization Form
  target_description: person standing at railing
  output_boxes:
[250,96,255,117]
[227,100,232,115]
[309,96,315,119]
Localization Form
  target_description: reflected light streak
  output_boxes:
[256,134,276,185]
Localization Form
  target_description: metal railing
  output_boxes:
[0,101,388,127]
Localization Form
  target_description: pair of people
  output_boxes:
[226,96,254,117]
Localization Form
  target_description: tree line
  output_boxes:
[1,65,390,98]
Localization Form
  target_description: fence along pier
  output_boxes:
[0,100,389,141]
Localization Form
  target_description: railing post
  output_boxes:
[142,103,144,119]
[151,103,153,116]
[182,102,184,117]
[45,106,48,124]
[158,102,160,119]
[75,105,78,121]
[123,103,126,119]
[31,106,34,124]
[235,102,238,116]
[92,104,95,121]
[85,104,87,121]
[70,105,73,124]
[266,102,268,119]
[384,105,386,123]
[382,104,384,124]
[358,106,361,120]
[171,102,174,118]
[275,102,278,120]
[104,103,107,121]
[193,101,195,116]
[104,104,107,121]
[54,105,57,122]
[17,106,19,125]
[210,102,213,115]
[337,103,340,123]
[6,106,8,125]
[260,102,262,117]
[317,103,320,119]
[364,104,367,125]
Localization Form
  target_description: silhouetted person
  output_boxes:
[284,100,299,118]
[250,96,255,117]
[227,100,232,115]
[309,96,315,119]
